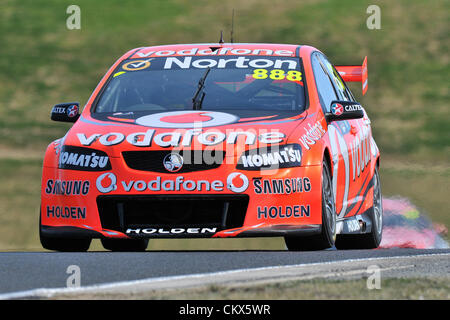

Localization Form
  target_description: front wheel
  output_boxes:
[335,166,383,249]
[285,160,336,251]
[40,235,91,252]
[39,214,91,252]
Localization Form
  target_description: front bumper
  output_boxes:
[41,155,323,239]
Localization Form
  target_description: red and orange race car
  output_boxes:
[40,43,382,251]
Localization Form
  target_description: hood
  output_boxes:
[63,110,308,158]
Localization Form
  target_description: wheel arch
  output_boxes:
[323,147,333,178]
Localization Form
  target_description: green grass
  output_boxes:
[0,159,42,250]
[0,0,448,250]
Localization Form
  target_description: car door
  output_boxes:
[312,52,360,219]
[318,53,372,218]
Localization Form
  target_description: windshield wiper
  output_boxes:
[192,67,211,110]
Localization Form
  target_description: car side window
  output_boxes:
[319,54,353,102]
[311,52,338,113]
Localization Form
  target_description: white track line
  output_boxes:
[0,252,448,300]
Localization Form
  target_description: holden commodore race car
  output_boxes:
[40,43,382,251]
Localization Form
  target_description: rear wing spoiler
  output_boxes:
[335,56,368,95]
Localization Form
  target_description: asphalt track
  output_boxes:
[0,248,448,298]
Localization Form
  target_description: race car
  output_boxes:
[379,197,448,249]
[40,43,382,251]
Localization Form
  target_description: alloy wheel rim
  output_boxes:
[323,167,336,237]
[373,169,383,235]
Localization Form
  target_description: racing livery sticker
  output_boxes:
[126,227,217,235]
[58,146,111,171]
[162,56,298,70]
[257,205,310,219]
[96,172,118,193]
[46,206,86,220]
[350,122,372,181]
[45,179,90,196]
[251,68,302,82]
[226,172,249,193]
[253,177,311,194]
[66,104,79,118]
[331,103,344,116]
[95,173,249,193]
[237,144,302,170]
[77,127,286,148]
[299,121,326,150]
[135,111,240,128]
[134,47,295,58]
[122,59,153,71]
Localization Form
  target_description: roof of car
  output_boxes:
[127,43,303,59]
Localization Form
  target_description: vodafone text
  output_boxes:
[136,47,294,58]
[77,129,285,148]
[96,173,249,193]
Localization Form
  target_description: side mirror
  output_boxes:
[326,101,364,122]
[51,102,80,123]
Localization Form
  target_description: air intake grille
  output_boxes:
[122,150,224,173]
[97,194,249,237]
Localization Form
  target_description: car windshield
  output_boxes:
[94,55,306,113]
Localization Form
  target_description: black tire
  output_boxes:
[335,166,383,249]
[39,214,91,252]
[285,160,336,251]
[40,235,91,252]
[101,238,149,252]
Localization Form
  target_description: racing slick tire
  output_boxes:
[39,216,91,252]
[101,238,149,252]
[335,165,383,249]
[284,160,336,251]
